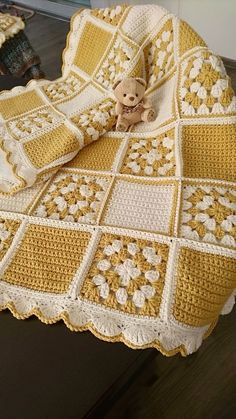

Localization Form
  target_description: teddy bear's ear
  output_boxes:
[135,78,146,87]
[112,79,122,90]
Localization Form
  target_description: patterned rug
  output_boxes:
[0,5,235,356]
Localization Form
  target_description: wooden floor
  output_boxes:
[24,12,236,419]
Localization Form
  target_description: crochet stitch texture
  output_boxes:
[0,5,235,356]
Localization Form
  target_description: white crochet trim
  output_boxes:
[0,283,234,355]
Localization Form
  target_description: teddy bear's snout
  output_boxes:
[129,96,135,101]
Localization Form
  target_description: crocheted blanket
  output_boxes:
[0,5,235,356]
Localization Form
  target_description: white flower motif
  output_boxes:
[132,286,155,308]
[162,136,173,149]
[142,247,161,265]
[143,149,161,165]
[140,285,155,299]
[127,242,139,256]
[0,227,10,241]
[203,233,217,243]
[218,197,235,210]
[144,165,153,175]
[100,282,110,299]
[195,213,216,231]
[221,215,236,232]
[162,30,170,42]
[104,240,123,256]
[197,86,207,99]
[132,140,146,150]
[93,274,106,286]
[54,196,67,211]
[80,184,93,198]
[145,270,160,282]
[115,287,128,305]
[127,161,140,174]
[115,259,141,286]
[35,206,47,217]
[196,196,214,210]
[93,111,108,126]
[130,152,140,160]
[157,50,166,67]
[86,127,99,141]
[221,235,235,247]
[49,213,60,220]
[183,186,196,199]
[132,290,145,308]
[197,104,209,115]
[158,163,173,175]
[63,215,74,222]
[180,87,188,99]
[60,182,76,194]
[97,259,111,271]
[181,225,199,240]
[212,103,224,114]
[79,213,95,224]
[182,212,192,223]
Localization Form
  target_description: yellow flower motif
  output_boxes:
[196,63,219,89]
[206,201,231,224]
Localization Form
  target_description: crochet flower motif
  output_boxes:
[81,234,168,316]
[0,218,20,260]
[34,173,110,224]
[95,35,137,88]
[144,19,174,87]
[8,109,60,140]
[181,186,236,248]
[91,5,126,26]
[43,73,83,102]
[71,99,116,145]
[180,51,236,116]
[121,130,175,177]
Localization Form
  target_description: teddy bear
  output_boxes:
[113,77,156,132]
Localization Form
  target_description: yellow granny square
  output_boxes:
[181,123,236,181]
[173,247,236,327]
[80,233,169,317]
[33,171,112,224]
[179,181,236,248]
[2,224,91,293]
[120,128,175,177]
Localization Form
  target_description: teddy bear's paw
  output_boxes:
[147,109,156,122]
[116,122,128,132]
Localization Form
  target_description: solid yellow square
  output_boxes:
[179,20,206,56]
[173,247,236,327]
[2,224,91,294]
[66,137,121,170]
[182,124,236,181]
[73,22,112,75]
[23,124,80,169]
[0,91,44,120]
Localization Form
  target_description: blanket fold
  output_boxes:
[0,4,235,356]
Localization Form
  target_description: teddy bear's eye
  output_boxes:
[123,94,127,97]
[136,94,138,97]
